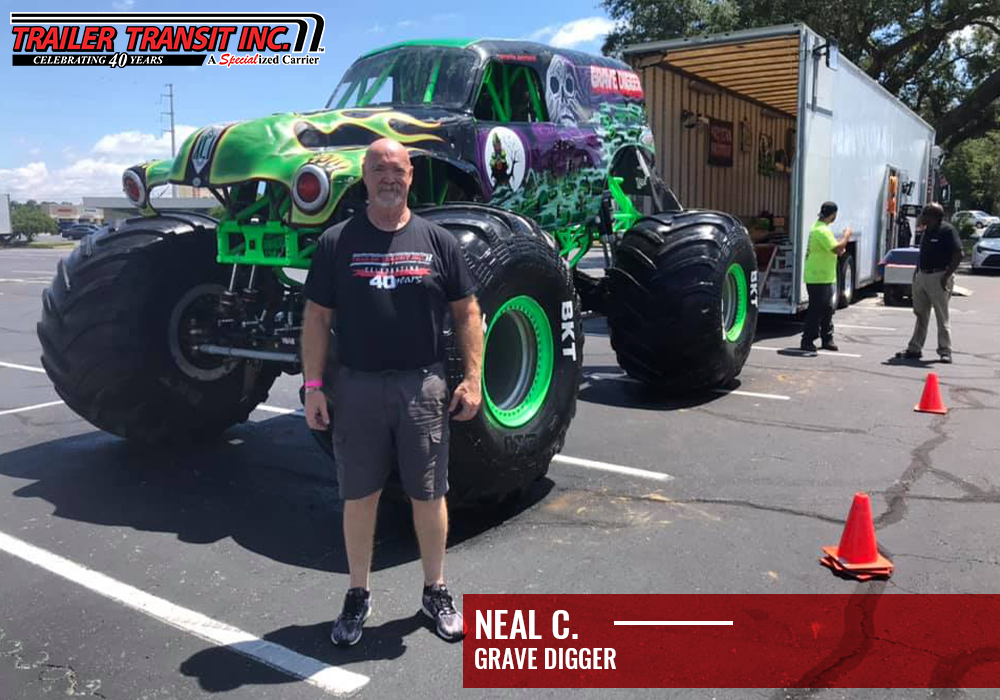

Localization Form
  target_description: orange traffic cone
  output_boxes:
[914,372,947,414]
[820,492,893,579]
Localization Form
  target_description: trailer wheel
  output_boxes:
[307,204,583,506]
[837,253,855,308]
[606,211,758,392]
[37,215,281,443]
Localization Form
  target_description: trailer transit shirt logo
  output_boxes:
[351,252,435,289]
[9,12,326,68]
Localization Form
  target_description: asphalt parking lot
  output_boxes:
[1,245,998,700]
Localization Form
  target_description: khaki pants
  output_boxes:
[906,271,953,355]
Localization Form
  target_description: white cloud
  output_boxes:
[0,125,199,203]
[0,158,129,202]
[397,20,415,28]
[112,0,136,9]
[28,147,41,156]
[530,24,560,42]
[533,17,615,49]
[367,24,385,34]
[431,13,459,23]
[92,124,198,160]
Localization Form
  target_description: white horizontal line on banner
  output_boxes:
[614,621,734,626]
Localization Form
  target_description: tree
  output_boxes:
[601,0,1000,150]
[942,132,1000,211]
[10,200,57,238]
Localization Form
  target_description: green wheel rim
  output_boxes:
[482,295,554,428]
[722,263,748,343]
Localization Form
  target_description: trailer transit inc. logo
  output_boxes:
[9,12,326,67]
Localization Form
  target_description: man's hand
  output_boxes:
[843,227,852,240]
[304,390,330,430]
[449,378,481,421]
[941,274,952,291]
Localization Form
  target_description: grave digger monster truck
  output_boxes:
[37,39,757,504]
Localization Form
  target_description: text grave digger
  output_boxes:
[463,594,1000,688]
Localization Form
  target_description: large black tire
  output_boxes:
[308,204,583,505]
[606,210,758,392]
[37,214,281,442]
[837,252,855,309]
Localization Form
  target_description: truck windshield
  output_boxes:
[327,47,479,111]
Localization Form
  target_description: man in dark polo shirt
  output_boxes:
[300,138,482,645]
[896,203,962,363]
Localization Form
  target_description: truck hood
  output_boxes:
[131,107,472,222]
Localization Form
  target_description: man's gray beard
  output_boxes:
[373,190,404,208]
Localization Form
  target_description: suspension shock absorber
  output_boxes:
[240,265,259,306]
[217,263,244,319]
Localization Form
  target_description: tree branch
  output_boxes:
[936,67,1000,148]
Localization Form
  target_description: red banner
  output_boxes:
[463,595,1000,688]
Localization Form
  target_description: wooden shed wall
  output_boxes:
[639,65,796,222]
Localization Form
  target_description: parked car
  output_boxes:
[952,210,1000,235]
[879,247,920,306]
[971,224,1000,272]
[62,223,100,240]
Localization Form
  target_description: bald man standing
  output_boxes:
[301,138,482,646]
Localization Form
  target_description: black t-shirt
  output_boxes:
[918,221,962,271]
[304,211,476,371]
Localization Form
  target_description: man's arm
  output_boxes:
[942,227,963,287]
[832,227,852,255]
[301,300,334,429]
[448,295,483,421]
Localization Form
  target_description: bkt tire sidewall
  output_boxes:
[458,266,581,465]
[717,233,758,372]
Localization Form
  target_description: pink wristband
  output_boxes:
[304,380,323,389]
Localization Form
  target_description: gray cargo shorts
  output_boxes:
[332,362,450,501]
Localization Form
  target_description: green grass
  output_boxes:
[26,240,76,249]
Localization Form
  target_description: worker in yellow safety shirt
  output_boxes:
[801,201,851,353]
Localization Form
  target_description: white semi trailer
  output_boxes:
[625,23,937,313]
[0,194,13,245]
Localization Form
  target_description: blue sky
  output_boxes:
[1,0,616,203]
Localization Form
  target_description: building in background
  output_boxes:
[82,196,217,225]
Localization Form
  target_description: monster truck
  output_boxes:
[37,39,757,504]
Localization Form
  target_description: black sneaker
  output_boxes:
[939,353,953,364]
[821,341,839,352]
[800,340,818,352]
[895,350,922,360]
[422,583,465,641]
[331,587,371,647]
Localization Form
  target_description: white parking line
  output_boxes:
[256,404,302,415]
[836,323,897,331]
[752,345,862,358]
[0,278,49,284]
[711,388,790,401]
[0,400,64,417]
[552,454,673,482]
[0,360,47,374]
[10,270,53,275]
[0,530,369,697]
[585,371,789,401]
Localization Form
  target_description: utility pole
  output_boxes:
[161,83,176,197]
